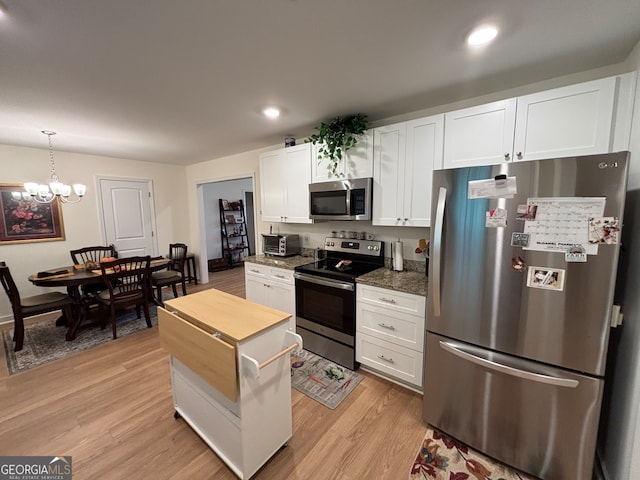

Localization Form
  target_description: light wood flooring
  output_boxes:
[0,265,426,480]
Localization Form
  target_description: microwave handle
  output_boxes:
[345,186,352,216]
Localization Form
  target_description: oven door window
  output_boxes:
[296,278,354,335]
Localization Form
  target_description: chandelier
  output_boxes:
[24,131,86,204]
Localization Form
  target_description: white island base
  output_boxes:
[159,290,301,479]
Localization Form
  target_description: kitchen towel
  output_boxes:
[393,240,404,271]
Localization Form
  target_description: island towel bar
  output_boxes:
[241,330,303,380]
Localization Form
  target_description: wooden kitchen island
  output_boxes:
[158,289,302,479]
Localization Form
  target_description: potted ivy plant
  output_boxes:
[306,113,369,175]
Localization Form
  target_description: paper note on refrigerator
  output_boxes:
[468,177,517,199]
[522,197,606,255]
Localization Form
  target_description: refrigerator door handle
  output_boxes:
[432,187,447,316]
[439,341,579,388]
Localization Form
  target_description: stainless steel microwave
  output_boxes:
[262,233,300,256]
[309,177,372,221]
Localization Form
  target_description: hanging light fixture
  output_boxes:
[24,131,86,204]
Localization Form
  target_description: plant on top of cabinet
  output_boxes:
[306,113,369,174]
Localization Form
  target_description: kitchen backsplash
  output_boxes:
[282,222,429,274]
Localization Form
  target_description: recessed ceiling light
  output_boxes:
[263,107,280,119]
[467,25,498,46]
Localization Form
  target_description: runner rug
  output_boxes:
[2,308,158,375]
[409,426,538,480]
[290,349,363,410]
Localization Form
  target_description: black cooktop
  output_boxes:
[295,258,381,282]
[294,237,385,282]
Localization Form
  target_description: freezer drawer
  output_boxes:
[423,332,602,480]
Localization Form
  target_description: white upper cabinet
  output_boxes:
[443,99,517,169]
[259,143,312,224]
[311,129,374,183]
[373,114,444,227]
[442,75,627,169]
[513,77,616,161]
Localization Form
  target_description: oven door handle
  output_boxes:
[294,272,354,291]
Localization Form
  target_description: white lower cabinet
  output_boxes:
[356,284,426,391]
[245,262,295,330]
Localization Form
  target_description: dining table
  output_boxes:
[28,257,170,341]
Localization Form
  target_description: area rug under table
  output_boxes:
[2,308,159,375]
[290,349,363,409]
[410,426,538,480]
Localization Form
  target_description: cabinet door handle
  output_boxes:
[274,274,285,279]
[396,217,401,221]
[379,297,396,304]
[378,323,396,330]
[377,355,395,364]
[504,152,511,160]
[250,269,261,273]
[516,151,523,159]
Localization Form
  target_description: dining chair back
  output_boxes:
[0,261,75,352]
[69,245,118,301]
[70,245,118,266]
[151,243,188,306]
[96,256,152,339]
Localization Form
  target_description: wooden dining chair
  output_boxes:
[95,256,152,339]
[0,261,75,352]
[69,245,118,298]
[151,243,188,307]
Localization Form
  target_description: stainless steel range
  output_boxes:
[294,237,384,370]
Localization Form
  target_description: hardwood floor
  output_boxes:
[0,265,426,480]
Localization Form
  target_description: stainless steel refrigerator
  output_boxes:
[423,152,629,480]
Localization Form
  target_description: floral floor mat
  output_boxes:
[410,427,539,480]
[290,349,363,409]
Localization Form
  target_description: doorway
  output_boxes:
[199,177,255,277]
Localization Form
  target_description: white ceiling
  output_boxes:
[1,0,640,166]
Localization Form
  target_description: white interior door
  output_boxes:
[98,177,157,257]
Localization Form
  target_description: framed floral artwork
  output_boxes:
[0,183,65,244]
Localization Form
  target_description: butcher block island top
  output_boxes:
[163,288,291,342]
[158,288,292,403]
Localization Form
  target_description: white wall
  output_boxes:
[0,145,189,323]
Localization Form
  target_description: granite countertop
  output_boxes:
[356,268,428,297]
[244,254,428,297]
[244,254,315,270]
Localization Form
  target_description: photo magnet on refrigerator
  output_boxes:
[511,232,530,247]
[565,245,587,263]
[526,266,565,291]
[588,217,620,244]
[486,208,507,228]
[516,204,537,220]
